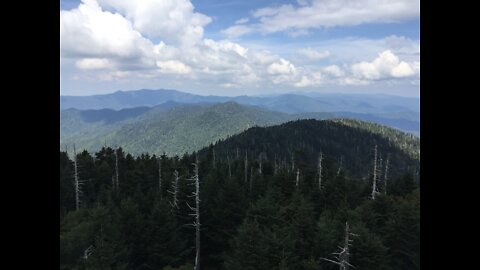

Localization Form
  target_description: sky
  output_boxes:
[60,0,420,97]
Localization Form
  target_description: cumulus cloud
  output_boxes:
[76,58,113,70]
[293,51,419,87]
[267,59,296,75]
[60,0,152,59]
[351,50,418,80]
[156,60,192,74]
[323,65,344,77]
[61,1,419,92]
[298,48,330,60]
[97,0,211,46]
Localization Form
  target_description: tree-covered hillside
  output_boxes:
[204,119,419,179]
[61,102,418,157]
[60,120,419,270]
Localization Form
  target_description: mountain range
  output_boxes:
[60,88,419,115]
[61,101,419,158]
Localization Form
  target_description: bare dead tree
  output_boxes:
[186,156,201,270]
[83,245,94,260]
[321,221,357,270]
[378,154,383,184]
[296,168,300,189]
[259,157,263,174]
[318,152,323,190]
[291,153,295,171]
[73,145,83,210]
[168,170,180,208]
[384,155,390,195]
[336,156,343,177]
[236,147,239,159]
[371,145,380,200]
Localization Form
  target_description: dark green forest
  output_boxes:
[60,120,419,270]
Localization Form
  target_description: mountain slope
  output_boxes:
[61,101,420,156]
[201,119,419,179]
[61,102,327,156]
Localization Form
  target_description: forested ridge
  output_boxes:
[61,102,419,157]
[60,120,419,270]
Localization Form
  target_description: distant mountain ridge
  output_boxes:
[60,88,419,115]
[61,101,419,157]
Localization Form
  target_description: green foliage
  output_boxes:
[61,103,419,160]
[60,120,420,270]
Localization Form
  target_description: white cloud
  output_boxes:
[243,0,419,35]
[298,48,330,60]
[267,59,296,75]
[61,1,419,94]
[60,0,152,59]
[220,83,240,88]
[323,65,344,77]
[351,50,418,80]
[97,0,211,46]
[203,39,248,58]
[76,58,113,70]
[294,75,315,87]
[156,60,191,74]
[222,25,253,38]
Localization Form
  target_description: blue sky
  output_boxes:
[60,0,420,97]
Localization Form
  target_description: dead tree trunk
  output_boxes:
[291,153,295,172]
[168,170,179,208]
[340,222,351,270]
[73,145,81,210]
[187,156,201,270]
[378,154,383,184]
[322,221,356,270]
[384,155,390,195]
[371,145,379,200]
[296,169,300,189]
[259,158,262,174]
[337,156,343,177]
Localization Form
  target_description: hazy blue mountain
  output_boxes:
[60,89,231,110]
[333,111,420,136]
[61,88,419,115]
